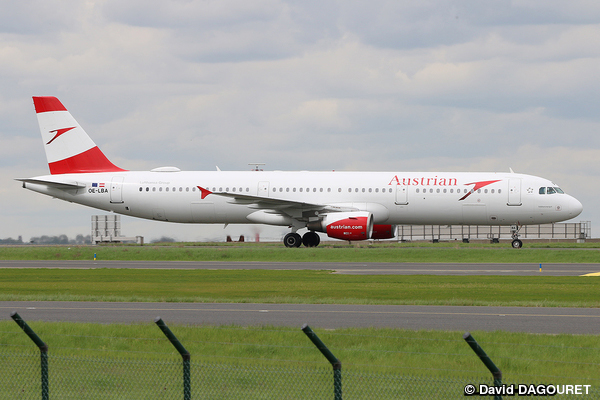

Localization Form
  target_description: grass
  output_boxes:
[1,243,599,397]
[1,242,600,263]
[2,321,599,382]
[1,269,599,307]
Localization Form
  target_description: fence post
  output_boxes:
[463,332,502,400]
[302,324,342,400]
[10,312,49,400]
[155,317,191,400]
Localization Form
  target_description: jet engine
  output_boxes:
[307,211,373,241]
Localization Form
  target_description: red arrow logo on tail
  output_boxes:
[47,127,76,145]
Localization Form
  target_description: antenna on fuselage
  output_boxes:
[249,163,265,171]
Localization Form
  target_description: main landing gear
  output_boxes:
[283,231,321,248]
[510,224,523,249]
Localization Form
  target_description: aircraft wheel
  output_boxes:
[284,233,302,248]
[302,231,321,247]
[511,239,523,249]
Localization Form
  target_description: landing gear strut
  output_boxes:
[510,224,523,249]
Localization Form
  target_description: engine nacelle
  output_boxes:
[371,224,396,240]
[307,211,373,241]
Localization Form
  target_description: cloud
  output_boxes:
[1,0,599,240]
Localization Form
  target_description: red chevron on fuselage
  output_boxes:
[459,180,502,201]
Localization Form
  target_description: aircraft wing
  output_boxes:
[16,178,86,190]
[197,186,357,216]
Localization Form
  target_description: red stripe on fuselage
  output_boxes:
[48,147,127,174]
[33,96,68,113]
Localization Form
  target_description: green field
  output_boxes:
[1,269,599,307]
[2,244,599,397]
[1,242,600,263]
[2,321,599,382]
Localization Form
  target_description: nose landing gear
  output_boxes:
[510,224,523,249]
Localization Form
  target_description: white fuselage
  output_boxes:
[23,170,583,228]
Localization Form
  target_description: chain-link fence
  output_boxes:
[2,349,599,399]
[2,314,599,399]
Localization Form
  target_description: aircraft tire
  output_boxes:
[511,239,523,249]
[284,233,302,248]
[302,231,321,247]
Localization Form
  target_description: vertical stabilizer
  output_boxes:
[33,96,125,174]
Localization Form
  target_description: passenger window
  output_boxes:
[416,188,419,193]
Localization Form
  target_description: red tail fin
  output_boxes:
[33,96,126,174]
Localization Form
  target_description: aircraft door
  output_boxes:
[395,185,408,205]
[110,177,124,203]
[507,179,522,206]
[258,181,270,197]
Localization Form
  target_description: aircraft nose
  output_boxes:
[568,196,583,218]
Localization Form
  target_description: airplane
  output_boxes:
[17,96,583,249]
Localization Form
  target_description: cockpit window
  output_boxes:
[540,187,565,195]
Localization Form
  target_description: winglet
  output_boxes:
[197,186,212,199]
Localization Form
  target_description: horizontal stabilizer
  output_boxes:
[15,178,86,190]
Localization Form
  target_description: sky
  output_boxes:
[1,0,599,243]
